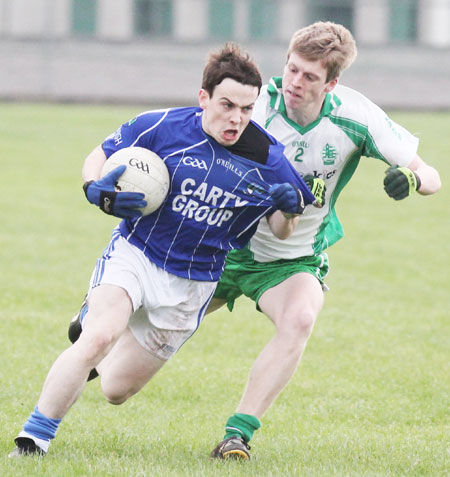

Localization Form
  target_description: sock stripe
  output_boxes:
[224,413,261,443]
[225,426,244,437]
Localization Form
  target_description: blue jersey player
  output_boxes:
[9,43,320,457]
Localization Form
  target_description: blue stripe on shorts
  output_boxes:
[92,230,122,287]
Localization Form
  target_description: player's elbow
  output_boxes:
[418,169,441,195]
[432,172,442,193]
[414,161,441,195]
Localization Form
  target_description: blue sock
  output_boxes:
[23,406,61,442]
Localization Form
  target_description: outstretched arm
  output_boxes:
[266,177,326,238]
[266,183,304,239]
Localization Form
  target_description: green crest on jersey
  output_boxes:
[322,143,338,165]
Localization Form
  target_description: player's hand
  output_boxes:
[83,165,147,219]
[383,165,420,200]
[269,183,305,217]
[304,175,326,208]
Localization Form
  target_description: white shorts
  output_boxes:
[88,229,217,360]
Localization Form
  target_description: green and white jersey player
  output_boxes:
[248,78,419,263]
[209,22,441,461]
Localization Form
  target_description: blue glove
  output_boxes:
[269,183,305,215]
[83,165,147,219]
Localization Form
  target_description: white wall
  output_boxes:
[278,1,307,42]
[418,0,450,47]
[0,0,71,37]
[173,0,208,40]
[354,0,389,45]
[98,0,133,40]
[0,0,449,48]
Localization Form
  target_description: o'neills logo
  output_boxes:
[216,158,243,177]
[129,157,150,174]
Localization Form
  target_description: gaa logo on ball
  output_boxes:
[129,157,151,174]
[101,146,170,216]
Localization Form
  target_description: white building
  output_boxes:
[0,0,449,107]
[1,0,449,47]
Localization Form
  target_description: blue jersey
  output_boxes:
[102,107,315,281]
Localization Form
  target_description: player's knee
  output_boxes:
[297,310,317,337]
[278,309,317,342]
[102,382,135,405]
[105,392,128,406]
[76,328,116,364]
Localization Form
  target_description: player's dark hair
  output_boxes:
[202,42,262,97]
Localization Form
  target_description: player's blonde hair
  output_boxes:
[287,22,357,81]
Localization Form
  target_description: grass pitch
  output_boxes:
[0,104,448,476]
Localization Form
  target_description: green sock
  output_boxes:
[224,413,261,443]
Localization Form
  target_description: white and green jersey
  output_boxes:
[249,77,419,262]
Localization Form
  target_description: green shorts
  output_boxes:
[215,246,329,311]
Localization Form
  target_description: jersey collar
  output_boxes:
[267,76,341,134]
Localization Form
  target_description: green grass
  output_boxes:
[0,104,448,476]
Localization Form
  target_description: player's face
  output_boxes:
[282,51,337,112]
[199,78,259,146]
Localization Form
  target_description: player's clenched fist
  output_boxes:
[383,165,421,201]
[269,183,305,217]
